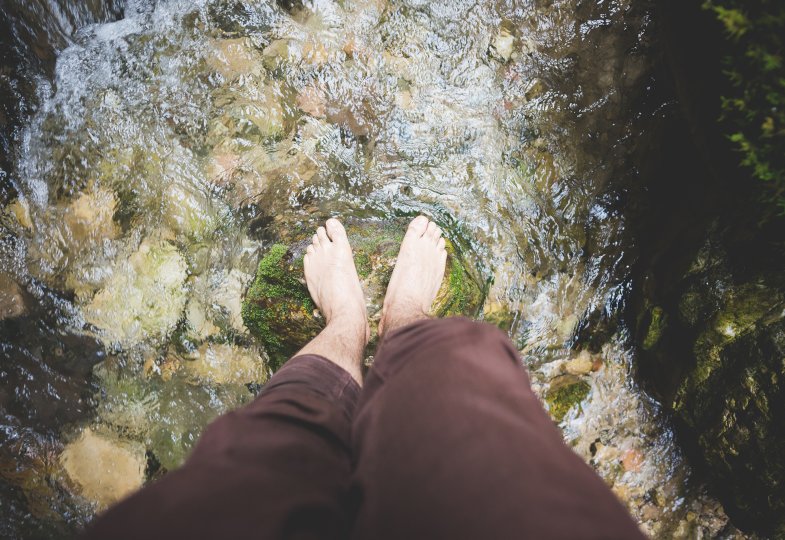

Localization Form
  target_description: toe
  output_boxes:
[306,244,315,255]
[426,221,439,238]
[325,218,347,242]
[312,233,320,247]
[406,215,429,238]
[431,225,442,241]
[317,226,329,244]
[437,237,446,251]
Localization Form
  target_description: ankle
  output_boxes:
[324,312,369,345]
[380,305,429,337]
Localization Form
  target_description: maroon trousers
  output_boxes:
[83,318,645,539]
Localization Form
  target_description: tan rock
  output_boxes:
[83,239,188,347]
[6,198,32,229]
[214,86,286,142]
[215,269,252,333]
[297,84,326,118]
[144,350,182,382]
[185,299,221,341]
[395,89,412,111]
[343,35,358,57]
[183,343,266,385]
[611,483,631,505]
[207,38,263,79]
[594,443,621,464]
[622,448,645,472]
[204,146,272,207]
[564,350,594,375]
[60,428,145,508]
[301,40,329,65]
[490,28,514,62]
[640,503,659,522]
[0,274,25,320]
[262,39,291,69]
[64,187,119,242]
[206,150,242,187]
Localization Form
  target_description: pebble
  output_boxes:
[564,350,594,375]
[7,198,32,229]
[490,28,514,62]
[622,448,645,472]
[0,274,26,320]
[297,84,327,118]
[183,343,266,385]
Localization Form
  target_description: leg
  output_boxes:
[82,219,369,540]
[350,217,644,539]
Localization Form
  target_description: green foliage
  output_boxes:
[709,5,750,38]
[704,0,785,213]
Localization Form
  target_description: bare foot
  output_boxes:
[379,216,447,336]
[299,218,369,383]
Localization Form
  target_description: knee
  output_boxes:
[439,317,517,355]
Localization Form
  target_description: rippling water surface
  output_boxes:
[0,0,746,537]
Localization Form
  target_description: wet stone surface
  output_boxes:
[637,230,785,537]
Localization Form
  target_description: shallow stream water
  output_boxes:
[0,0,749,537]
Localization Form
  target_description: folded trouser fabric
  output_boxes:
[83,317,645,540]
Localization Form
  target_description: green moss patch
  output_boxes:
[545,376,591,423]
[241,243,321,370]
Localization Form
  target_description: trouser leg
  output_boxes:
[350,318,645,540]
[82,354,360,540]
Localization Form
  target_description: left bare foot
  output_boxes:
[299,218,369,382]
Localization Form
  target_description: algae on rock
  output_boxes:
[636,231,785,536]
[544,375,591,423]
[671,283,785,536]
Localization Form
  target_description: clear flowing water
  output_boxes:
[0,0,747,537]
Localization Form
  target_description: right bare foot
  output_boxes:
[379,216,447,336]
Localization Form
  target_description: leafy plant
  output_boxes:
[704,0,785,214]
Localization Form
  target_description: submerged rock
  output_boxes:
[93,357,257,472]
[489,26,514,63]
[242,218,485,370]
[544,375,590,423]
[63,188,119,244]
[5,198,33,229]
[83,239,188,348]
[60,428,145,509]
[0,274,26,320]
[183,342,267,385]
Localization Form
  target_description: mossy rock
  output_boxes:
[544,375,590,423]
[634,222,785,536]
[241,218,485,371]
[671,283,785,536]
